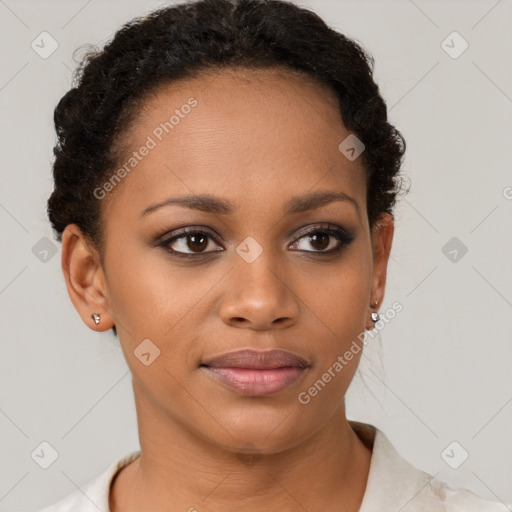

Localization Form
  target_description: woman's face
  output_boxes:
[64,67,393,454]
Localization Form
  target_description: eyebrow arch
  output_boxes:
[139,190,359,218]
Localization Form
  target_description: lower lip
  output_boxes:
[203,366,306,397]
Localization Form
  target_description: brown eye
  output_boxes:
[289,224,355,254]
[185,233,209,252]
[161,229,223,256]
[308,233,330,251]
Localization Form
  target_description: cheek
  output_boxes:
[103,243,214,376]
[104,240,187,334]
[105,253,199,412]
[296,269,371,413]
[294,250,371,401]
[300,245,372,347]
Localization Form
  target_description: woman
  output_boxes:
[41,0,508,510]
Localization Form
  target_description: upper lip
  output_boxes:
[202,349,309,369]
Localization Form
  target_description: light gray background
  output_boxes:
[1,0,511,510]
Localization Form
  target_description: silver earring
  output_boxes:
[371,297,380,323]
[91,313,100,325]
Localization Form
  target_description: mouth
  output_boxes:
[200,348,310,397]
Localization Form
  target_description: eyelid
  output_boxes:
[294,221,353,239]
[292,222,340,240]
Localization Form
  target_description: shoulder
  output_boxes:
[349,421,511,512]
[424,477,511,511]
[37,450,140,512]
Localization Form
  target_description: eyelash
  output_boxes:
[156,223,355,259]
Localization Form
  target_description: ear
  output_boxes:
[61,224,114,332]
[368,212,394,324]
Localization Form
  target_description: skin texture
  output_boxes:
[61,67,394,511]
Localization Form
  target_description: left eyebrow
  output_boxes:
[284,190,360,215]
[139,190,359,218]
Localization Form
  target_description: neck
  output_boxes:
[110,383,372,512]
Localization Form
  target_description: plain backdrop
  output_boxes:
[1,0,511,510]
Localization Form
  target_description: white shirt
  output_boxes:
[39,421,510,511]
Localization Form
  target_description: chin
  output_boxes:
[204,405,315,455]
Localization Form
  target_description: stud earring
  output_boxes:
[91,313,100,325]
[371,298,380,323]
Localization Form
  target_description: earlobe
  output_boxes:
[61,224,114,332]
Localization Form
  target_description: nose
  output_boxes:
[219,253,299,331]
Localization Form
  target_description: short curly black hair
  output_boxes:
[47,0,407,337]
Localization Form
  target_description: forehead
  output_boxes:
[104,67,367,220]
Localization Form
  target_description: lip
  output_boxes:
[201,349,310,397]
[202,348,309,369]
